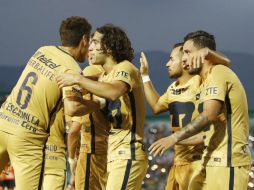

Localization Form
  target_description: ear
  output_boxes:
[82,35,89,46]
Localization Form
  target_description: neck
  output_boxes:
[103,57,117,74]
[200,61,213,79]
[59,46,78,61]
[177,72,193,86]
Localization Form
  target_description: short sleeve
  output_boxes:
[202,67,227,102]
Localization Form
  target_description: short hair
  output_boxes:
[184,30,216,50]
[173,42,184,52]
[96,24,134,62]
[173,42,184,49]
[59,16,91,47]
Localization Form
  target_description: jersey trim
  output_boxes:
[128,92,136,160]
[55,46,75,60]
[229,167,234,190]
[226,94,232,167]
[89,113,96,154]
[121,159,132,190]
[84,153,91,190]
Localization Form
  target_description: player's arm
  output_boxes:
[176,133,204,145]
[66,119,82,175]
[206,48,230,65]
[57,74,129,101]
[149,99,222,156]
[64,95,101,117]
[139,52,168,114]
[189,48,230,70]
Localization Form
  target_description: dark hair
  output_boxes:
[184,30,216,50]
[59,16,91,46]
[173,42,184,49]
[96,24,134,62]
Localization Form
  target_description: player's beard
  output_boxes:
[189,67,202,75]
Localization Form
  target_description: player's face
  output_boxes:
[182,40,202,75]
[166,46,183,79]
[78,36,90,63]
[88,31,107,65]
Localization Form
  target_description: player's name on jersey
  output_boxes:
[2,101,40,131]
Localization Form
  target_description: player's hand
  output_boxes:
[68,158,77,176]
[139,52,149,76]
[148,134,178,156]
[188,47,209,70]
[56,73,80,88]
[69,174,75,190]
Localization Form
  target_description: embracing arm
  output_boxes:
[64,96,100,117]
[149,99,222,156]
[57,74,129,101]
[176,133,204,146]
[173,99,222,142]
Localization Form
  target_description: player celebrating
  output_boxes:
[149,30,251,190]
[140,43,229,190]
[0,16,91,190]
[57,24,148,190]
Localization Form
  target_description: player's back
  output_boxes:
[0,46,81,145]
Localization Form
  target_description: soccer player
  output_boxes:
[149,30,251,190]
[67,65,110,190]
[140,43,230,190]
[0,16,91,190]
[57,24,148,190]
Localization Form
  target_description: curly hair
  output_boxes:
[59,16,91,47]
[96,24,134,62]
[184,30,216,50]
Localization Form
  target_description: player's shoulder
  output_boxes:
[209,64,235,80]
[116,60,138,72]
[82,65,104,77]
[211,64,231,74]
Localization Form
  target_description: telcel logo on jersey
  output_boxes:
[37,54,60,69]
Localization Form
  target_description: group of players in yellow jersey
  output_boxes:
[0,15,251,190]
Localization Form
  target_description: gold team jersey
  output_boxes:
[99,60,147,162]
[158,75,204,165]
[45,107,66,170]
[0,46,81,146]
[73,107,110,155]
[65,65,110,155]
[198,65,251,167]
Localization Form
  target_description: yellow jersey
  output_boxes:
[45,107,66,169]
[158,75,204,165]
[0,46,81,146]
[198,65,251,167]
[99,60,147,162]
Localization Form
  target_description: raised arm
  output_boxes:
[139,52,168,114]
